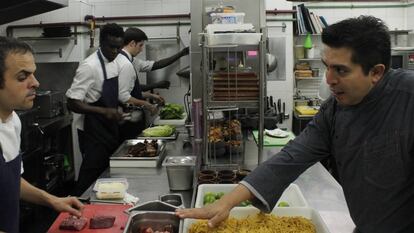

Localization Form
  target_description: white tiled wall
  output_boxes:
[407,3,414,46]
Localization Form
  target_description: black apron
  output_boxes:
[119,51,146,141]
[74,51,120,196]
[0,146,21,233]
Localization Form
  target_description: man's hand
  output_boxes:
[49,196,84,218]
[151,94,165,105]
[102,108,123,121]
[175,184,254,228]
[175,198,232,228]
[144,103,157,115]
[181,47,189,56]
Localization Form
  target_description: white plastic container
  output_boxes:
[206,33,262,45]
[93,178,128,200]
[153,113,187,126]
[195,183,308,208]
[182,207,330,233]
[210,13,245,24]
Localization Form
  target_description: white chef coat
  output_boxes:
[0,111,24,173]
[115,49,137,103]
[133,57,154,73]
[116,49,155,103]
[66,50,121,130]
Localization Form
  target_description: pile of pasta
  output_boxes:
[189,213,316,233]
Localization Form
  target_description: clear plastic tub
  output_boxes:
[94,178,129,200]
[210,13,245,24]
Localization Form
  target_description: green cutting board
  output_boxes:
[252,130,295,147]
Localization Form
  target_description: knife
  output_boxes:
[266,96,270,113]
[277,99,282,123]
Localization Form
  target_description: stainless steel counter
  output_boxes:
[82,131,194,207]
[82,131,356,232]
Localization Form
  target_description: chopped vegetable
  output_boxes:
[203,191,251,207]
[142,125,175,137]
[215,192,225,200]
[239,200,252,207]
[160,103,184,119]
[277,201,290,207]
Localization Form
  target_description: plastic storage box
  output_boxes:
[206,33,262,45]
[182,207,330,233]
[210,13,245,24]
[93,178,129,200]
[195,183,308,208]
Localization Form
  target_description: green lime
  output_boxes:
[215,192,225,200]
[203,194,216,205]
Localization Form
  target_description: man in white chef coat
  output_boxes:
[116,27,188,140]
[66,23,125,196]
[0,36,83,233]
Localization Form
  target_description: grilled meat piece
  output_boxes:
[59,216,88,231]
[127,142,146,157]
[127,140,159,157]
[89,215,116,229]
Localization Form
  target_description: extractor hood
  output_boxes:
[0,0,68,25]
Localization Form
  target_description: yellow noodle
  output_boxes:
[189,213,316,233]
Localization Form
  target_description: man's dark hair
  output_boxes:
[0,36,33,88]
[99,23,124,46]
[123,27,148,45]
[322,15,391,75]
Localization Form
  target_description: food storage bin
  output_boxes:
[94,178,129,200]
[182,207,330,233]
[123,211,181,233]
[210,13,245,24]
[125,200,177,214]
[206,33,262,45]
[195,183,308,208]
[159,193,184,207]
[163,156,196,190]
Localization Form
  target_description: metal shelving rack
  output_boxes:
[190,0,267,169]
[200,37,266,168]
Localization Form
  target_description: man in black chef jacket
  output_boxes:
[0,37,83,233]
[116,27,189,140]
[177,16,414,233]
[66,23,125,196]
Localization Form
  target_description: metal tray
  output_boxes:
[137,131,179,140]
[111,139,166,160]
[123,211,182,233]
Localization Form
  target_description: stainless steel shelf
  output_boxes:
[206,100,260,109]
[295,76,323,80]
[297,58,321,61]
[18,36,78,45]
[18,36,76,40]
